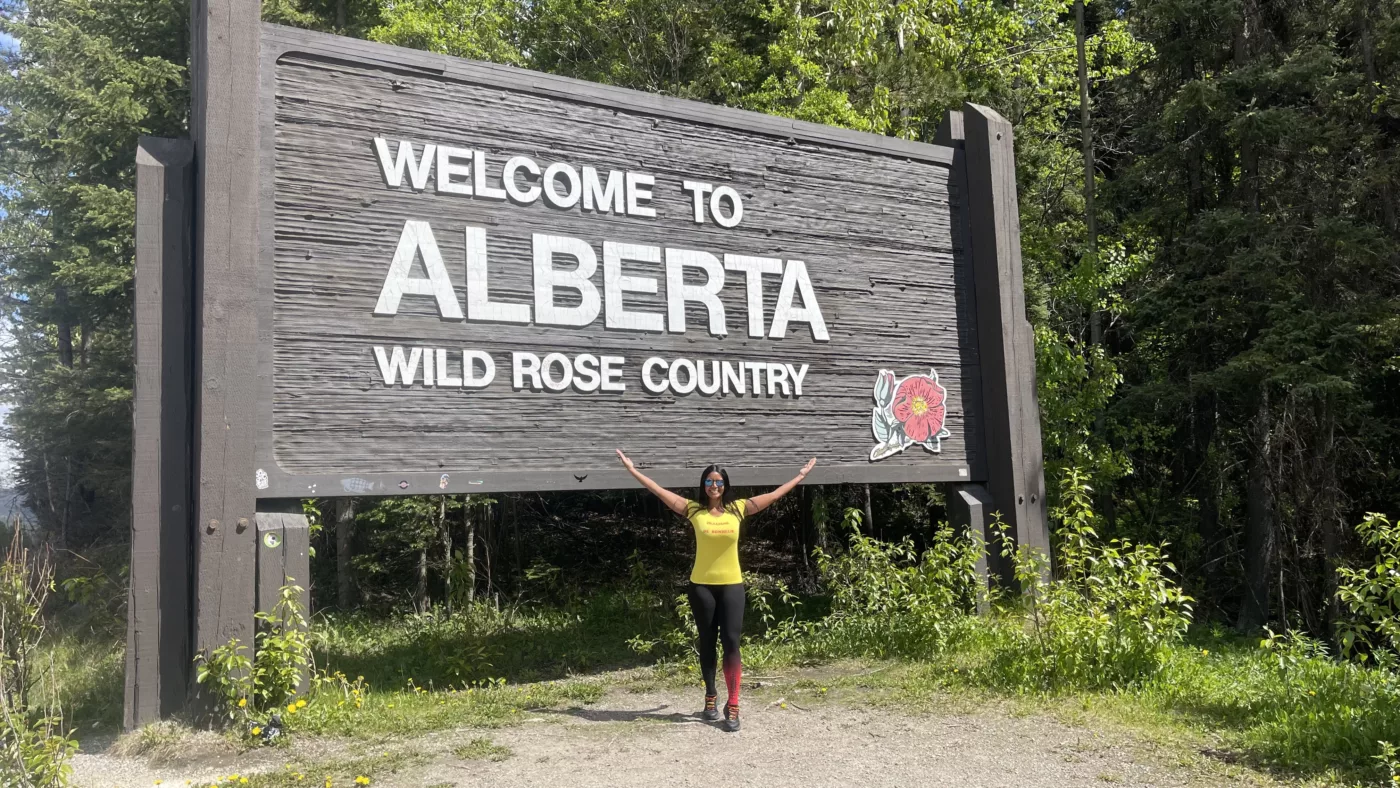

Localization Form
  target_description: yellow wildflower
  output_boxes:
[287,703,298,714]
[250,727,262,736]
[1201,649,1209,656]
[296,698,307,708]
[238,698,247,708]
[240,779,248,785]
[355,777,371,786]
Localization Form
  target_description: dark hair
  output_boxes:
[690,464,743,518]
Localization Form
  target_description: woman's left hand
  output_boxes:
[798,457,816,479]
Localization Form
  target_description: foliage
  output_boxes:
[989,469,1194,689]
[0,529,76,786]
[194,582,314,744]
[1336,513,1400,665]
[804,507,983,658]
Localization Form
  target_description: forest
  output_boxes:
[1,0,1399,785]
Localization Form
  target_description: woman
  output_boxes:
[616,449,816,732]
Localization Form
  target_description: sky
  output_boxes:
[0,31,15,54]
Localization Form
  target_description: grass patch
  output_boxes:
[453,736,512,761]
[197,750,427,787]
[295,672,606,739]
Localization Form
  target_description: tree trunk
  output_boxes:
[1237,393,1275,632]
[335,497,355,610]
[415,543,429,611]
[797,486,812,572]
[863,484,874,536]
[335,0,346,30]
[441,496,453,617]
[463,499,477,604]
[55,287,73,368]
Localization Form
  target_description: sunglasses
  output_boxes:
[704,479,726,488]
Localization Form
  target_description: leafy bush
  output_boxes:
[1,528,76,786]
[1336,512,1400,666]
[806,508,984,658]
[989,469,1193,690]
[194,581,314,744]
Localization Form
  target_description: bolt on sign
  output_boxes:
[127,6,1047,728]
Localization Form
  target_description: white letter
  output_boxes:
[540,352,573,391]
[626,172,656,217]
[462,350,496,388]
[374,221,464,319]
[422,346,436,386]
[465,227,530,323]
[436,348,463,387]
[697,360,721,395]
[583,167,624,213]
[642,357,669,393]
[766,362,790,396]
[435,145,473,195]
[722,361,745,395]
[669,358,698,394]
[786,363,809,396]
[473,150,507,200]
[709,185,743,228]
[681,180,713,223]
[373,346,421,386]
[600,355,626,392]
[543,162,581,209]
[665,249,727,336]
[744,361,765,395]
[724,254,782,338]
[512,352,542,389]
[573,353,601,392]
[533,234,600,327]
[604,242,664,332]
[769,260,830,341]
[502,156,541,204]
[373,138,435,191]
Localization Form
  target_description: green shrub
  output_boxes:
[1,528,76,786]
[194,581,314,743]
[988,468,1193,690]
[1336,512,1400,667]
[806,508,984,658]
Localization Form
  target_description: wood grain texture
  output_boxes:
[190,0,260,708]
[962,103,1049,571]
[126,137,193,730]
[265,53,982,490]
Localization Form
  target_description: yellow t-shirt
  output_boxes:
[687,499,748,585]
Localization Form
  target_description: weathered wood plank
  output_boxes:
[190,0,261,712]
[257,52,983,494]
[946,483,993,614]
[126,137,194,730]
[961,103,1050,574]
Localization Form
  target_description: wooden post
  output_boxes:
[946,483,993,614]
[189,0,261,714]
[947,104,1051,581]
[126,137,194,730]
[254,499,311,694]
[335,498,355,610]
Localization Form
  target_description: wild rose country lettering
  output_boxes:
[366,137,827,398]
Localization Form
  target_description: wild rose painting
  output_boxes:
[869,368,952,461]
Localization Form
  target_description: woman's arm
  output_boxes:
[745,458,817,516]
[616,449,691,517]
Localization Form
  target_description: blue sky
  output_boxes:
[0,31,15,53]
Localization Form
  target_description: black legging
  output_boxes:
[687,582,745,707]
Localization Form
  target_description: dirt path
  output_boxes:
[72,684,1275,788]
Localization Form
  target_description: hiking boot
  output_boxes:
[702,694,720,721]
[723,703,740,732]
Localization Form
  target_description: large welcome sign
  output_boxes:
[256,29,999,496]
[126,11,1047,727]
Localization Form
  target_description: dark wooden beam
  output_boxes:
[126,137,194,730]
[189,0,261,713]
[960,103,1051,578]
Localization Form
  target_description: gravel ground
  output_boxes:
[72,687,1268,788]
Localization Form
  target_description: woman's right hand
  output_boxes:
[615,448,635,471]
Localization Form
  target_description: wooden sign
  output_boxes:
[126,8,1048,727]
[253,27,1015,496]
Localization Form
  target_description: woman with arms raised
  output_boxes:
[616,449,816,732]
